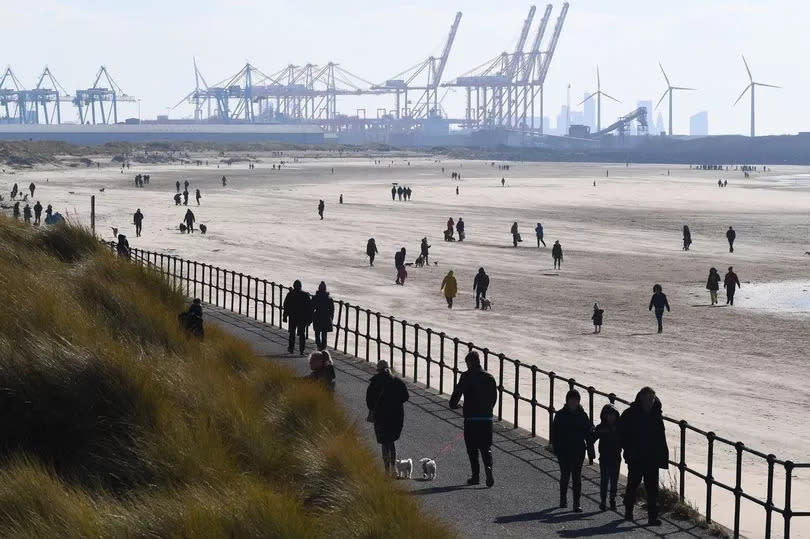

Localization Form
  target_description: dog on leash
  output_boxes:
[420,458,437,480]
[480,298,493,311]
[199,223,207,234]
[179,223,187,233]
[394,458,413,479]
[415,254,425,268]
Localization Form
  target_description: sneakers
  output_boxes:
[466,476,480,486]
[485,467,494,488]
[573,506,583,513]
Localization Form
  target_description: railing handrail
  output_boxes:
[112,242,806,538]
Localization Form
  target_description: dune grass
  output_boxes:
[0,216,452,538]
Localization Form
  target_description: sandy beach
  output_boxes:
[4,155,809,537]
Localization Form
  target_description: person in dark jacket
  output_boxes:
[726,226,736,253]
[648,284,670,334]
[318,199,325,220]
[535,222,545,247]
[33,201,42,225]
[179,298,204,338]
[619,387,669,526]
[457,217,466,241]
[593,404,621,511]
[311,281,335,350]
[551,389,595,512]
[394,247,407,285]
[116,234,130,259]
[29,182,35,198]
[706,267,721,305]
[183,189,189,205]
[304,350,336,392]
[12,201,20,219]
[724,266,741,306]
[592,303,604,333]
[45,204,52,221]
[473,267,490,309]
[552,240,563,269]
[449,351,498,487]
[195,189,202,205]
[133,209,144,237]
[366,238,379,266]
[283,280,312,355]
[184,209,196,233]
[175,180,181,192]
[366,360,409,476]
[23,204,32,224]
[391,186,397,201]
[682,225,692,251]
[174,193,182,206]
[420,238,431,265]
[510,221,520,247]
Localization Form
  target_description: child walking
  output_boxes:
[591,303,604,333]
[593,404,622,511]
[551,389,595,512]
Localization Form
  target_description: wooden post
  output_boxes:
[90,195,95,236]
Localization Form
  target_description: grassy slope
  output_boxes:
[0,217,451,538]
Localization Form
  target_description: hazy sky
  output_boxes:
[2,0,808,135]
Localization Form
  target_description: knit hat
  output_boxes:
[376,360,390,373]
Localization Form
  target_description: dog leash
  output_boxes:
[428,431,465,461]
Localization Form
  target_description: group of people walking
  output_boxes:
[682,225,737,253]
[282,280,335,355]
[391,185,413,201]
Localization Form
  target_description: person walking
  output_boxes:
[706,267,721,305]
[175,180,181,192]
[366,360,409,477]
[195,189,201,205]
[391,186,396,201]
[366,238,378,267]
[593,404,622,511]
[510,221,520,247]
[184,179,190,192]
[23,203,32,224]
[449,351,497,487]
[318,199,325,220]
[282,280,312,355]
[29,182,35,198]
[394,247,407,285]
[45,204,52,222]
[724,266,741,306]
[133,209,144,237]
[551,389,595,512]
[552,240,563,270]
[682,225,692,251]
[222,176,227,187]
[12,202,20,219]
[457,217,466,241]
[726,226,736,253]
[440,270,458,309]
[619,387,669,526]
[648,284,670,334]
[473,268,490,309]
[304,350,336,392]
[33,200,42,225]
[183,190,189,206]
[535,222,546,247]
[420,237,431,265]
[311,281,335,351]
[592,303,604,333]
[184,209,196,233]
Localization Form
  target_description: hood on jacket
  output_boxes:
[599,403,620,423]
[632,388,663,415]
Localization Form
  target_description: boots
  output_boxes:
[466,475,480,486]
[485,467,494,488]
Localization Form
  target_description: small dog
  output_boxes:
[179,223,187,233]
[394,458,413,479]
[420,458,437,480]
[480,298,492,311]
[415,255,425,268]
[199,223,207,234]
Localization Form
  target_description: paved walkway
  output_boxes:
[208,307,715,538]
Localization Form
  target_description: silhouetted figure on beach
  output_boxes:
[222,176,227,186]
[133,209,144,237]
[648,284,670,333]
[184,209,196,233]
[311,281,334,351]
[45,204,52,221]
[366,360,409,477]
[706,267,721,305]
[195,189,201,205]
[116,234,130,259]
[318,199,325,220]
[457,217,465,241]
[552,389,595,512]
[176,180,180,192]
[29,182,35,198]
[420,238,431,265]
[174,193,182,206]
[552,240,563,269]
[726,226,736,253]
[510,221,520,247]
[501,177,505,187]
[397,186,403,201]
[33,201,42,225]
[394,248,407,285]
[366,238,378,266]
[593,404,621,511]
[592,303,604,333]
[391,186,396,201]
[535,222,545,247]
[620,387,669,526]
[12,201,20,219]
[23,203,32,224]
[473,267,489,309]
[182,190,189,205]
[440,270,457,309]
[682,225,692,251]
[283,279,312,355]
[450,351,497,488]
[724,266,741,306]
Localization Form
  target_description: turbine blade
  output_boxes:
[733,84,751,106]
[655,89,669,110]
[601,92,621,104]
[579,92,597,105]
[672,87,696,91]
[658,62,670,86]
[596,65,601,90]
[755,82,781,89]
[742,55,752,82]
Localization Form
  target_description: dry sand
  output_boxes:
[4,155,809,537]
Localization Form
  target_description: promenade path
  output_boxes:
[208,306,716,538]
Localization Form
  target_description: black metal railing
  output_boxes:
[116,244,807,538]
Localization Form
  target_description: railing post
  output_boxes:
[262,280,267,323]
[215,267,220,306]
[229,271,235,312]
[438,332,446,395]
[548,372,556,441]
[482,347,489,371]
[208,264,213,303]
[679,421,687,502]
[497,353,504,421]
[733,441,744,538]
[765,454,775,538]
[353,306,360,358]
[270,283,277,326]
[400,320,407,377]
[587,386,595,424]
[388,316,394,364]
[784,460,794,539]
[530,366,537,437]
[238,273,244,315]
[513,360,520,428]
[193,261,198,298]
[425,328,433,388]
[365,309,371,360]
[412,324,420,383]
[333,301,343,350]
[343,304,350,354]
[706,432,715,525]
[375,313,381,362]
[452,338,460,386]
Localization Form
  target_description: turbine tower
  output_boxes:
[655,62,694,136]
[580,66,619,133]
[734,55,780,137]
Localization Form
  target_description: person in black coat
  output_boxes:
[593,404,621,510]
[317,199,325,220]
[552,240,563,269]
[450,351,498,487]
[366,360,409,476]
[394,247,406,285]
[726,226,736,253]
[706,267,721,305]
[283,280,312,355]
[682,225,692,251]
[619,387,669,526]
[311,281,335,351]
[551,389,595,512]
[724,266,741,306]
[366,238,378,266]
[648,284,670,334]
[179,298,204,339]
[116,234,130,259]
[473,267,490,309]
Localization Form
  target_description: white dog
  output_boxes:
[394,458,413,479]
[420,458,437,480]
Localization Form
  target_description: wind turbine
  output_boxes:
[734,55,780,137]
[656,63,694,136]
[580,66,620,133]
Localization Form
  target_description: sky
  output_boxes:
[1,0,808,135]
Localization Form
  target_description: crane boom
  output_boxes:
[536,2,568,84]
[522,4,552,83]
[506,5,536,80]
[432,12,463,88]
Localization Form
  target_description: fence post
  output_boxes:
[587,386,595,424]
[215,267,220,306]
[765,454,775,538]
[354,306,360,358]
[425,328,432,388]
[452,338,460,386]
[343,304,350,354]
[706,432,715,524]
[365,309,371,360]
[784,460,793,539]
[270,283,276,326]
[238,273,244,315]
[229,271,235,312]
[412,324,420,383]
[262,280,267,323]
[497,353,504,421]
[733,442,744,538]
[438,332,446,395]
[548,372,556,441]
[400,320,407,377]
[679,421,687,502]
[513,360,520,428]
[375,313,381,362]
[482,347,489,371]
[388,316,394,364]
[333,301,343,350]
[530,366,537,437]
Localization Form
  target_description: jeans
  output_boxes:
[600,461,620,503]
[624,464,660,519]
[475,288,488,308]
[654,309,664,332]
[288,321,307,353]
[314,329,328,350]
[710,290,718,304]
[559,457,584,506]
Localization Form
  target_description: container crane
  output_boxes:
[533,2,568,135]
[20,67,71,124]
[0,68,24,123]
[73,66,136,124]
[515,4,553,129]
